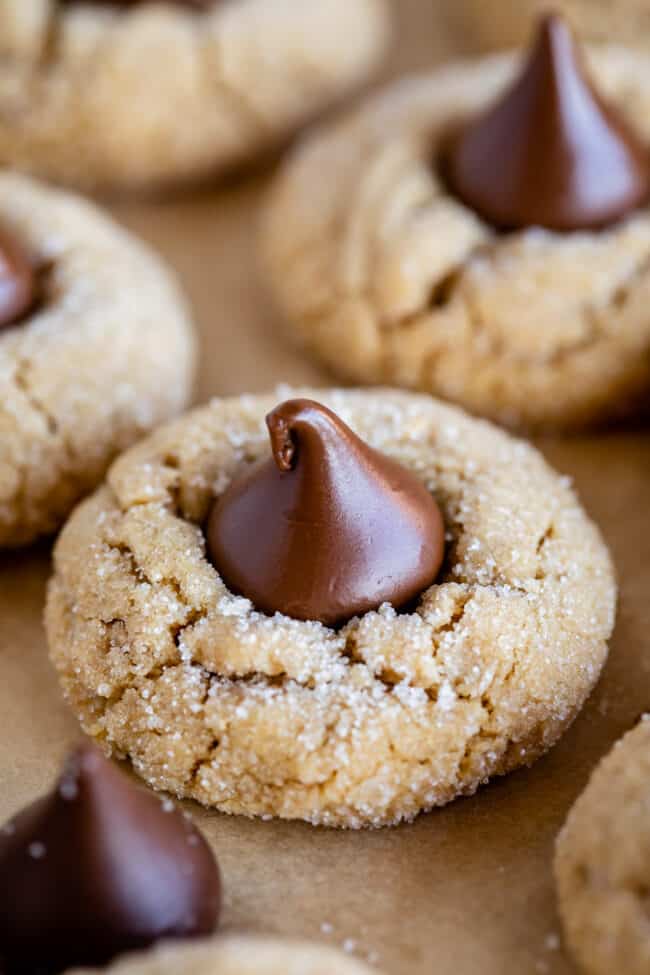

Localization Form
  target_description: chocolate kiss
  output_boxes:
[207,398,445,626]
[0,745,221,975]
[444,13,650,231]
[0,225,37,332]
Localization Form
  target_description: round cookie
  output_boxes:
[555,718,650,975]
[45,388,616,828]
[0,171,195,547]
[261,46,650,431]
[0,0,388,192]
[71,935,381,975]
[454,1,650,53]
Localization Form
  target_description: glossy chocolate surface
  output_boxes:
[207,398,446,626]
[444,14,650,231]
[0,226,37,332]
[0,744,221,975]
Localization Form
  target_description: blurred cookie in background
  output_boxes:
[0,171,195,547]
[0,0,389,193]
[555,717,650,975]
[453,0,650,53]
[261,13,650,431]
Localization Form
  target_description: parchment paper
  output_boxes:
[1,4,648,972]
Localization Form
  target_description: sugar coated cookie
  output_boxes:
[46,389,615,827]
[261,29,650,430]
[0,172,195,547]
[555,718,650,975]
[71,935,381,975]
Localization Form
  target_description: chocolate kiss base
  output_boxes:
[0,745,221,975]
[207,399,446,628]
[443,14,650,233]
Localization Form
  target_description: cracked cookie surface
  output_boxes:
[261,47,650,431]
[46,388,616,828]
[555,718,650,975]
[0,171,195,547]
[72,935,382,975]
[0,0,388,192]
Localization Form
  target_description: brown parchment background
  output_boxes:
[2,3,650,973]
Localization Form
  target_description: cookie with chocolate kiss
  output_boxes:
[207,398,445,626]
[0,0,388,192]
[0,225,37,331]
[46,390,616,825]
[444,13,650,231]
[0,744,221,975]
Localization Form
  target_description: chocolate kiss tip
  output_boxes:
[444,11,650,232]
[0,743,221,975]
[207,398,446,626]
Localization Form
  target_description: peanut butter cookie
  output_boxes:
[72,936,381,975]
[0,171,195,547]
[0,0,388,191]
[555,717,650,975]
[261,42,650,430]
[46,388,615,827]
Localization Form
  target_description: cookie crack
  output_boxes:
[379,237,650,374]
[38,6,64,69]
[207,58,271,140]
[342,633,397,691]
[609,247,650,312]
[105,533,209,625]
[187,738,221,791]
[534,521,556,580]
[98,533,213,664]
[542,246,650,367]
[171,605,210,651]
[456,657,520,780]
[432,589,472,640]
[3,358,81,537]
[13,358,58,437]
